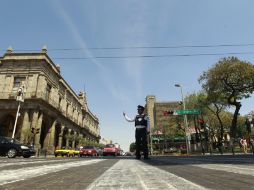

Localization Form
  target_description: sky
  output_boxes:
[1,0,254,151]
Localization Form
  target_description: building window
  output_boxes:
[45,84,51,101]
[58,97,62,109]
[66,103,70,116]
[12,77,25,94]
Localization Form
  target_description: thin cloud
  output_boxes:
[50,0,130,104]
[122,1,148,98]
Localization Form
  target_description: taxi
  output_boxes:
[54,147,75,157]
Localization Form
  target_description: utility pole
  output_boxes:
[12,85,25,139]
[175,84,191,155]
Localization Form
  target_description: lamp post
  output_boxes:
[175,84,190,154]
[12,86,25,139]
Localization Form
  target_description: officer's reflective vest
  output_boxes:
[135,114,147,127]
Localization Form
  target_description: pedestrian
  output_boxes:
[249,138,254,154]
[123,105,150,160]
[240,137,248,154]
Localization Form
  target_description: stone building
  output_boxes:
[146,95,180,133]
[99,138,113,145]
[146,95,185,151]
[0,47,100,154]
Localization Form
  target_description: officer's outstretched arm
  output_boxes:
[123,112,135,122]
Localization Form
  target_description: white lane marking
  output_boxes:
[194,164,254,176]
[0,159,103,186]
[86,160,207,190]
[0,159,67,168]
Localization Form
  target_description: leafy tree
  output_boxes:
[199,57,254,140]
[194,91,227,145]
[129,142,136,152]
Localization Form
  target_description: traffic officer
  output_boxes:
[123,105,150,159]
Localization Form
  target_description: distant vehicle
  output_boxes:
[96,148,103,156]
[74,149,80,156]
[0,136,36,158]
[164,147,178,153]
[54,147,75,157]
[103,144,119,156]
[114,143,121,156]
[124,152,133,156]
[80,146,98,157]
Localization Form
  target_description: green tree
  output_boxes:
[129,142,136,152]
[199,57,254,140]
[193,91,227,147]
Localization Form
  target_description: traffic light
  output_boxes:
[163,110,175,116]
[31,128,40,134]
[17,89,22,96]
[198,119,205,128]
[16,86,25,102]
[36,128,40,134]
[168,110,174,115]
[31,127,35,134]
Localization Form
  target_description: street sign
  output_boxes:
[175,109,201,115]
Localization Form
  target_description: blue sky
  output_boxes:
[1,0,254,151]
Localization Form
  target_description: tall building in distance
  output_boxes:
[0,47,100,154]
[146,95,180,133]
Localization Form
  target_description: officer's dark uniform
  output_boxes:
[135,107,149,159]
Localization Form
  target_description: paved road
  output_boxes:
[0,155,254,190]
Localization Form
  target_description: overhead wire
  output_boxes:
[52,51,254,60]
[2,42,254,52]
[1,43,254,59]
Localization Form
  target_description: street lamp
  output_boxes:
[12,85,25,139]
[174,84,191,154]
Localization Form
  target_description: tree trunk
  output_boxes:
[216,112,224,154]
[194,116,205,155]
[230,102,241,155]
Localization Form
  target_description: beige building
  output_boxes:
[99,138,113,145]
[0,47,100,154]
[146,95,180,133]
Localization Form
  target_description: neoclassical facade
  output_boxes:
[0,47,100,154]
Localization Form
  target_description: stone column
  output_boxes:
[34,112,43,148]
[58,125,65,148]
[72,131,77,148]
[66,128,71,148]
[78,133,83,148]
[30,110,39,130]
[20,110,30,144]
[46,120,57,154]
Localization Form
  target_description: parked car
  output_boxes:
[74,149,80,156]
[80,146,98,157]
[103,144,119,156]
[0,136,36,158]
[54,147,75,157]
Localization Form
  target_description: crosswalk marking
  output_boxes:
[0,159,66,168]
[194,164,254,176]
[86,160,208,190]
[0,159,103,186]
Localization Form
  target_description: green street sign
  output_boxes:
[175,109,201,115]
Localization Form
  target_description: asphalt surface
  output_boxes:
[0,155,253,190]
